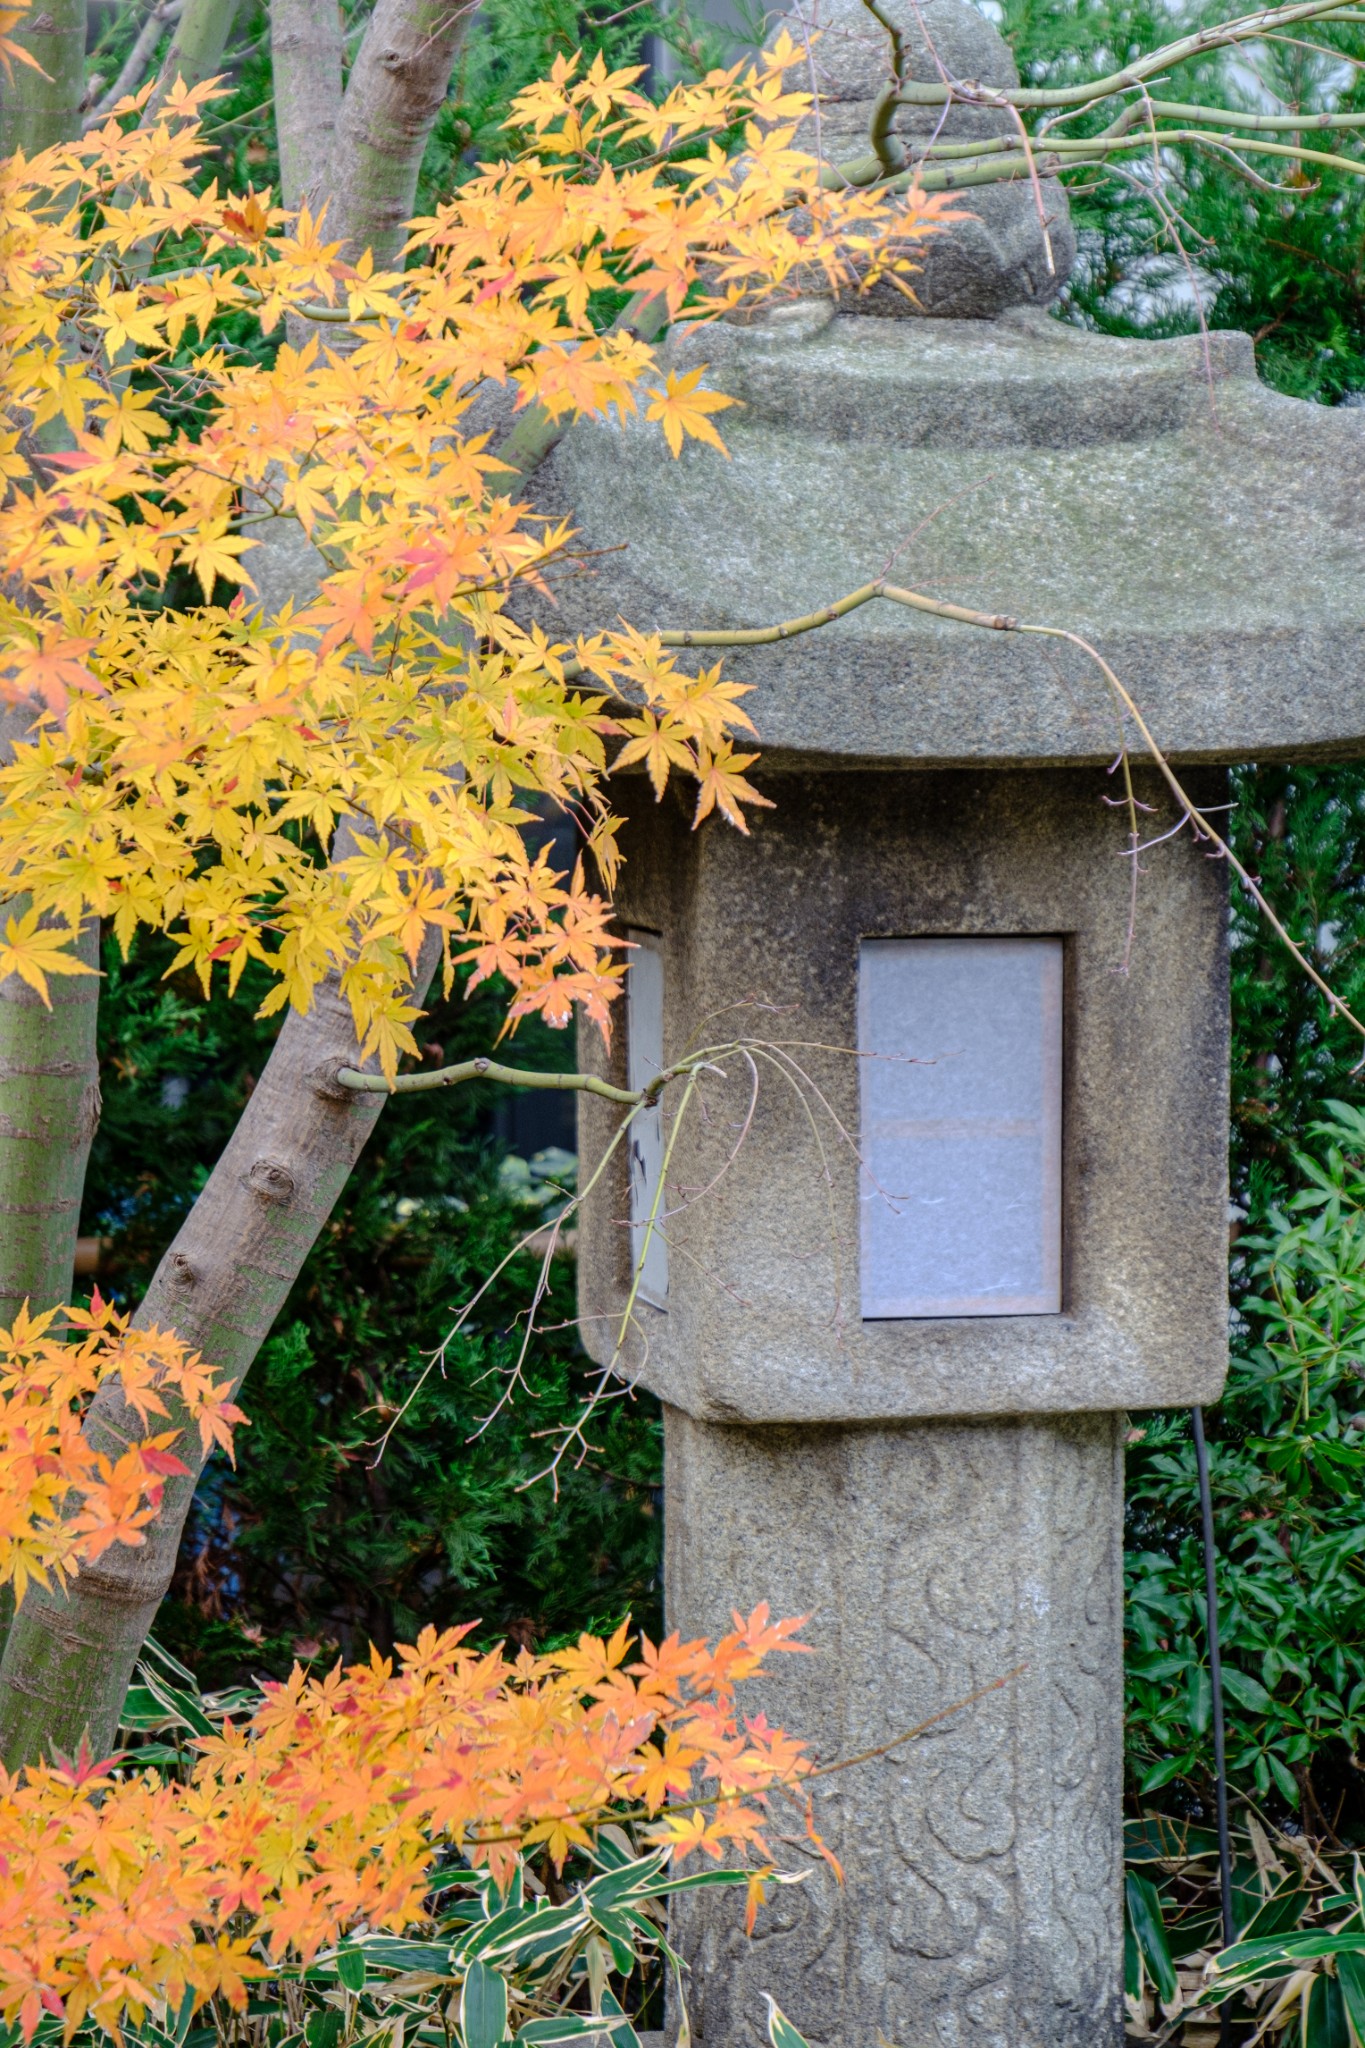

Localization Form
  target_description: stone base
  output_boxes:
[664,1408,1126,2048]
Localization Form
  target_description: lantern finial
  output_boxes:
[776,0,1076,317]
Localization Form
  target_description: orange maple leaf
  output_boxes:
[0,631,102,715]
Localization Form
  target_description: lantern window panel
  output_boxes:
[626,930,668,1308]
[859,936,1063,1319]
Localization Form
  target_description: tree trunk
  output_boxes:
[271,0,343,211]
[324,0,473,264]
[0,696,101,1336]
[0,0,85,158]
[0,0,476,1765]
[1,0,98,1324]
[147,0,241,114]
[0,918,100,1329]
[0,875,441,1766]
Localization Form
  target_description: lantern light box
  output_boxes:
[857,937,1063,1319]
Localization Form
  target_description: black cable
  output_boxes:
[1193,1405,1235,2047]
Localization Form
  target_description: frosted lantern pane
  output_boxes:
[626,932,668,1308]
[859,938,1063,1318]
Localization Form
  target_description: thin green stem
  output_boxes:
[885,0,1361,108]
[335,1050,699,1105]
[337,1055,645,1105]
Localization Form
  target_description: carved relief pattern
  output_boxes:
[666,1412,1125,2048]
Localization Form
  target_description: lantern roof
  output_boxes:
[539,300,1365,767]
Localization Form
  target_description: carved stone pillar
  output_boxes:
[666,1412,1124,2048]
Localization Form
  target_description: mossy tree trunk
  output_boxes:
[0,0,85,159]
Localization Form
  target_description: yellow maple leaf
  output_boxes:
[0,909,99,1006]
[0,0,43,76]
[644,367,736,457]
[178,521,256,599]
[691,746,774,833]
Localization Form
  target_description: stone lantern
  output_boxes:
[539,1,1365,2040]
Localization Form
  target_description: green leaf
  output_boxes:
[585,1903,637,1977]
[1221,1668,1275,1715]
[142,1634,201,1688]
[461,1960,508,2048]
[305,2016,343,2048]
[517,2020,608,2045]
[336,1947,367,1994]
[583,1852,668,1908]
[624,1868,753,1904]
[1269,1752,1303,1807]
[135,1661,216,1739]
[1307,1972,1352,2048]
[762,1997,812,2048]
[1187,1664,1213,1735]
[457,1899,587,1968]
[173,1987,198,2046]
[598,1992,640,2048]
[119,1685,176,1733]
[589,1829,638,1874]
[1239,1877,1309,1944]
[1214,1931,1365,1990]
[354,1939,456,1976]
[1125,1874,1179,2007]
[1138,1756,1189,1795]
[1337,1950,1365,2042]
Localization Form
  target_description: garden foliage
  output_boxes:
[0,1598,816,2043]
[0,1295,239,1606]
[0,46,947,1065]
[1127,1101,1365,1815]
[85,938,665,1681]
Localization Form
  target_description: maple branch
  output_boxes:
[555,581,1019,676]
[339,1049,726,1115]
[457,1664,1029,1852]
[884,0,1362,108]
[822,125,1365,197]
[859,0,909,178]
[489,290,670,490]
[336,1052,673,1105]
[811,0,1365,195]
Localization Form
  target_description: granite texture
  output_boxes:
[777,0,1074,318]
[576,765,1230,1422]
[665,1407,1126,2048]
[534,307,1365,765]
